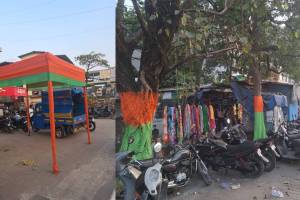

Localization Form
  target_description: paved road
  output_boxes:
[0,119,115,200]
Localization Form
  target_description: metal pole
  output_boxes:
[84,87,91,144]
[48,81,59,174]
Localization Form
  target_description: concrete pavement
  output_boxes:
[0,119,115,200]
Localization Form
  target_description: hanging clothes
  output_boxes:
[238,104,243,122]
[209,105,216,130]
[178,105,183,143]
[184,104,192,139]
[273,106,284,132]
[168,107,176,144]
[199,105,203,134]
[202,105,209,133]
[195,106,201,138]
[162,106,169,143]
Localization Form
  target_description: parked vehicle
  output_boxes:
[195,138,268,178]
[161,143,212,189]
[271,122,300,160]
[10,111,28,132]
[116,144,168,200]
[93,107,112,118]
[219,123,279,172]
[32,88,95,138]
[0,116,13,133]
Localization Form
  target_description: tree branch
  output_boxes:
[185,0,233,16]
[161,45,238,78]
[132,0,149,34]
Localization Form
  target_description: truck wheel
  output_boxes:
[55,127,65,138]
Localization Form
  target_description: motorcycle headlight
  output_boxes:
[92,118,95,122]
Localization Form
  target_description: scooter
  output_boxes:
[271,122,300,160]
[116,143,168,200]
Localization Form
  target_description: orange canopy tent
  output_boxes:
[0,52,91,174]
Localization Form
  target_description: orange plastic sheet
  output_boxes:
[253,96,264,112]
[120,92,159,127]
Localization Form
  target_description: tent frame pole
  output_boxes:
[25,86,31,136]
[84,87,91,144]
[48,81,59,174]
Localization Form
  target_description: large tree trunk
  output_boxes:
[252,62,267,140]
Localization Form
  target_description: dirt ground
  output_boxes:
[0,119,115,200]
[171,160,300,200]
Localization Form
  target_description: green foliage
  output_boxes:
[75,51,109,70]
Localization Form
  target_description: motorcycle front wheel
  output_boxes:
[197,160,212,185]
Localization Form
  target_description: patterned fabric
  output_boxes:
[184,104,192,139]
[168,107,176,144]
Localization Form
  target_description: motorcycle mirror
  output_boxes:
[154,142,162,153]
[226,118,231,124]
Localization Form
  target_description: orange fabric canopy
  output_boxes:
[0,52,85,88]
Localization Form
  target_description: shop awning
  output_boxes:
[0,52,85,88]
[0,52,90,174]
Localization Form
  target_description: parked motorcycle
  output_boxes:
[271,122,300,160]
[196,138,268,178]
[116,143,168,200]
[219,123,279,172]
[10,112,28,133]
[0,116,13,133]
[161,143,212,188]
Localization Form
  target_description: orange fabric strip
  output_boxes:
[120,92,159,127]
[254,96,264,112]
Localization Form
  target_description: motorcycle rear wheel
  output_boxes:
[242,156,265,178]
[263,149,276,172]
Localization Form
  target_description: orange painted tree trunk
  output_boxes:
[119,92,158,160]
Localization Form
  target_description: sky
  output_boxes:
[0,0,115,67]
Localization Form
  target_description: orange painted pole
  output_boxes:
[48,81,59,174]
[84,87,91,144]
[25,86,31,136]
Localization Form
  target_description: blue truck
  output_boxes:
[32,88,95,138]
